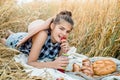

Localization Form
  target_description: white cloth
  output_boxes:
[14,53,81,80]
[14,47,85,80]
[65,47,88,71]
[14,47,120,80]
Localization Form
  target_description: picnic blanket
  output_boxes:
[14,47,120,80]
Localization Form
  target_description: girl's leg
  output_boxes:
[0,30,14,46]
[0,38,6,45]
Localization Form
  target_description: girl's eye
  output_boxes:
[59,27,71,33]
[59,27,64,31]
[67,31,71,33]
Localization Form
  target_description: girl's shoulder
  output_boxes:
[35,30,49,38]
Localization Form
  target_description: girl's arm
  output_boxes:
[27,31,68,69]
[17,17,54,47]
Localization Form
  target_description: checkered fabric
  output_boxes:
[18,30,61,60]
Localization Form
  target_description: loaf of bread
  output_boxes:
[93,59,116,76]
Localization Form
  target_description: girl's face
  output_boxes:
[51,20,72,43]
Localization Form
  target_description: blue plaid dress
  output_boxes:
[6,30,61,61]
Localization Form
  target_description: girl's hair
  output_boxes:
[53,10,74,27]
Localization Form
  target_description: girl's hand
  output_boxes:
[52,56,69,69]
[60,39,70,53]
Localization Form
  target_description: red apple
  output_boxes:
[61,36,66,40]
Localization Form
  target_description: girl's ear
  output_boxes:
[50,23,55,30]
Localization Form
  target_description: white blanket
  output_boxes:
[14,47,120,80]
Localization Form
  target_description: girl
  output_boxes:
[0,10,74,70]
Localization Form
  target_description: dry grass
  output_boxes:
[0,0,120,79]
[0,0,58,79]
[59,0,120,58]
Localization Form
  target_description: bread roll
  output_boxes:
[81,59,94,76]
[72,63,80,72]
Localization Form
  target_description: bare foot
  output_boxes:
[5,30,14,38]
[7,30,14,34]
[0,38,6,45]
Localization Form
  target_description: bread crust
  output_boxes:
[93,59,116,76]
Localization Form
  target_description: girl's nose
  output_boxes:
[63,31,67,36]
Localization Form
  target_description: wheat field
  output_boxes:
[0,0,120,79]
